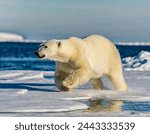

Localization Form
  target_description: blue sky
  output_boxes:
[0,0,150,41]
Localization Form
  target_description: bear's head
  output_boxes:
[35,40,75,62]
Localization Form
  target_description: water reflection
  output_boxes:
[86,99,122,112]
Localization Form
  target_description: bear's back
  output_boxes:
[83,34,120,76]
[83,34,112,47]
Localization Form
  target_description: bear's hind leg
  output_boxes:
[107,73,127,92]
[91,78,103,89]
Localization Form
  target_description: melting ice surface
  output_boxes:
[0,42,150,116]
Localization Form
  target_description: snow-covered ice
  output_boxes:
[123,51,150,70]
[0,69,150,117]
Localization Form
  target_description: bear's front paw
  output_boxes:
[59,85,70,92]
[63,75,74,89]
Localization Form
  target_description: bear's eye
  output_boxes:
[57,41,61,48]
[44,46,48,48]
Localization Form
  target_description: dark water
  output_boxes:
[0,41,150,71]
[123,101,150,112]
[86,99,150,113]
[0,42,55,71]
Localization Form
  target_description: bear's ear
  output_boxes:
[57,41,61,48]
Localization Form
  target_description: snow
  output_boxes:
[0,32,24,41]
[0,70,150,117]
[123,51,150,70]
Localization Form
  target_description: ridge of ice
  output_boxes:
[123,51,150,70]
[17,89,28,95]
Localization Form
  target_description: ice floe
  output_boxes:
[0,70,150,116]
[123,51,150,70]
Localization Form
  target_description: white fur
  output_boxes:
[38,34,127,91]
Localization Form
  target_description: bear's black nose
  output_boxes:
[35,51,45,59]
[35,51,39,57]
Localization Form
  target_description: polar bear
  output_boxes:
[35,34,127,92]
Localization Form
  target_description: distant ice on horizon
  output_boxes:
[0,32,150,46]
[116,42,150,46]
[0,32,24,41]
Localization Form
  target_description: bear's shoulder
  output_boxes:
[68,36,85,45]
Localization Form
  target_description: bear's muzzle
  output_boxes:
[35,51,45,59]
